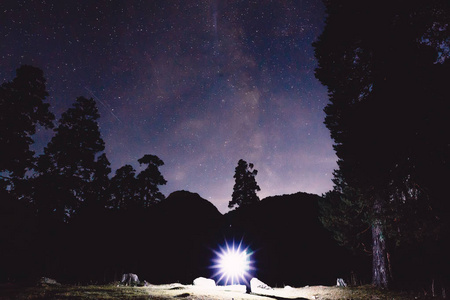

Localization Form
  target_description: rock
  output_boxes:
[336,278,347,287]
[38,277,61,286]
[193,277,216,287]
[121,273,140,286]
[250,277,272,293]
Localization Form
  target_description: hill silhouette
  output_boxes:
[1,189,367,286]
[140,190,224,283]
[224,192,370,286]
[134,190,369,286]
[158,190,222,221]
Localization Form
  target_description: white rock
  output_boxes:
[121,273,140,286]
[336,278,347,287]
[250,277,272,293]
[193,277,216,287]
[39,277,61,286]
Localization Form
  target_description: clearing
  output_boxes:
[0,282,425,299]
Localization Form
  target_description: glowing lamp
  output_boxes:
[212,240,253,286]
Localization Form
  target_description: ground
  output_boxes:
[0,282,433,299]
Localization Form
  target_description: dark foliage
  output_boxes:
[136,154,167,207]
[2,183,365,287]
[0,65,54,179]
[2,61,448,294]
[229,159,261,209]
[110,165,138,210]
[35,96,107,223]
[109,155,166,210]
[314,0,450,288]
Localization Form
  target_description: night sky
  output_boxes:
[1,0,336,213]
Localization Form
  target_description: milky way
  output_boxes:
[1,0,336,213]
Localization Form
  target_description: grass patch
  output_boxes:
[0,284,161,300]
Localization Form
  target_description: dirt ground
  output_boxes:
[0,282,422,299]
[145,283,409,299]
[147,283,329,299]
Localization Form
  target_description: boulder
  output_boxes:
[193,277,216,287]
[121,273,140,286]
[336,278,347,287]
[38,277,61,286]
[250,277,272,293]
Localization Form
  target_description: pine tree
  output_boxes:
[319,171,371,254]
[314,0,449,288]
[36,96,106,222]
[109,155,167,210]
[85,153,111,210]
[136,154,167,208]
[0,65,54,180]
[110,164,137,210]
[229,159,260,209]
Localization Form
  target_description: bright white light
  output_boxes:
[219,247,248,279]
[211,240,253,285]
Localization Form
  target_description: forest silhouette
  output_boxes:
[0,62,449,293]
[0,65,351,286]
[314,0,449,291]
[1,0,450,293]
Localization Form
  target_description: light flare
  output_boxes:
[211,240,254,286]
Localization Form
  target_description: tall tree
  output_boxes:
[0,65,54,180]
[36,96,106,222]
[110,164,138,210]
[314,0,449,288]
[84,153,111,210]
[229,159,260,209]
[0,66,55,281]
[136,154,167,208]
[109,155,167,210]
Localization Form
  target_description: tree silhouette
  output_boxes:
[110,155,166,210]
[85,153,111,210]
[314,0,449,288]
[110,164,138,210]
[319,177,371,254]
[0,66,55,278]
[36,96,106,222]
[136,154,167,207]
[229,159,260,209]
[0,65,54,180]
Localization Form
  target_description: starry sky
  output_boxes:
[1,0,336,213]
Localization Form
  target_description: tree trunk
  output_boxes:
[372,195,390,288]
